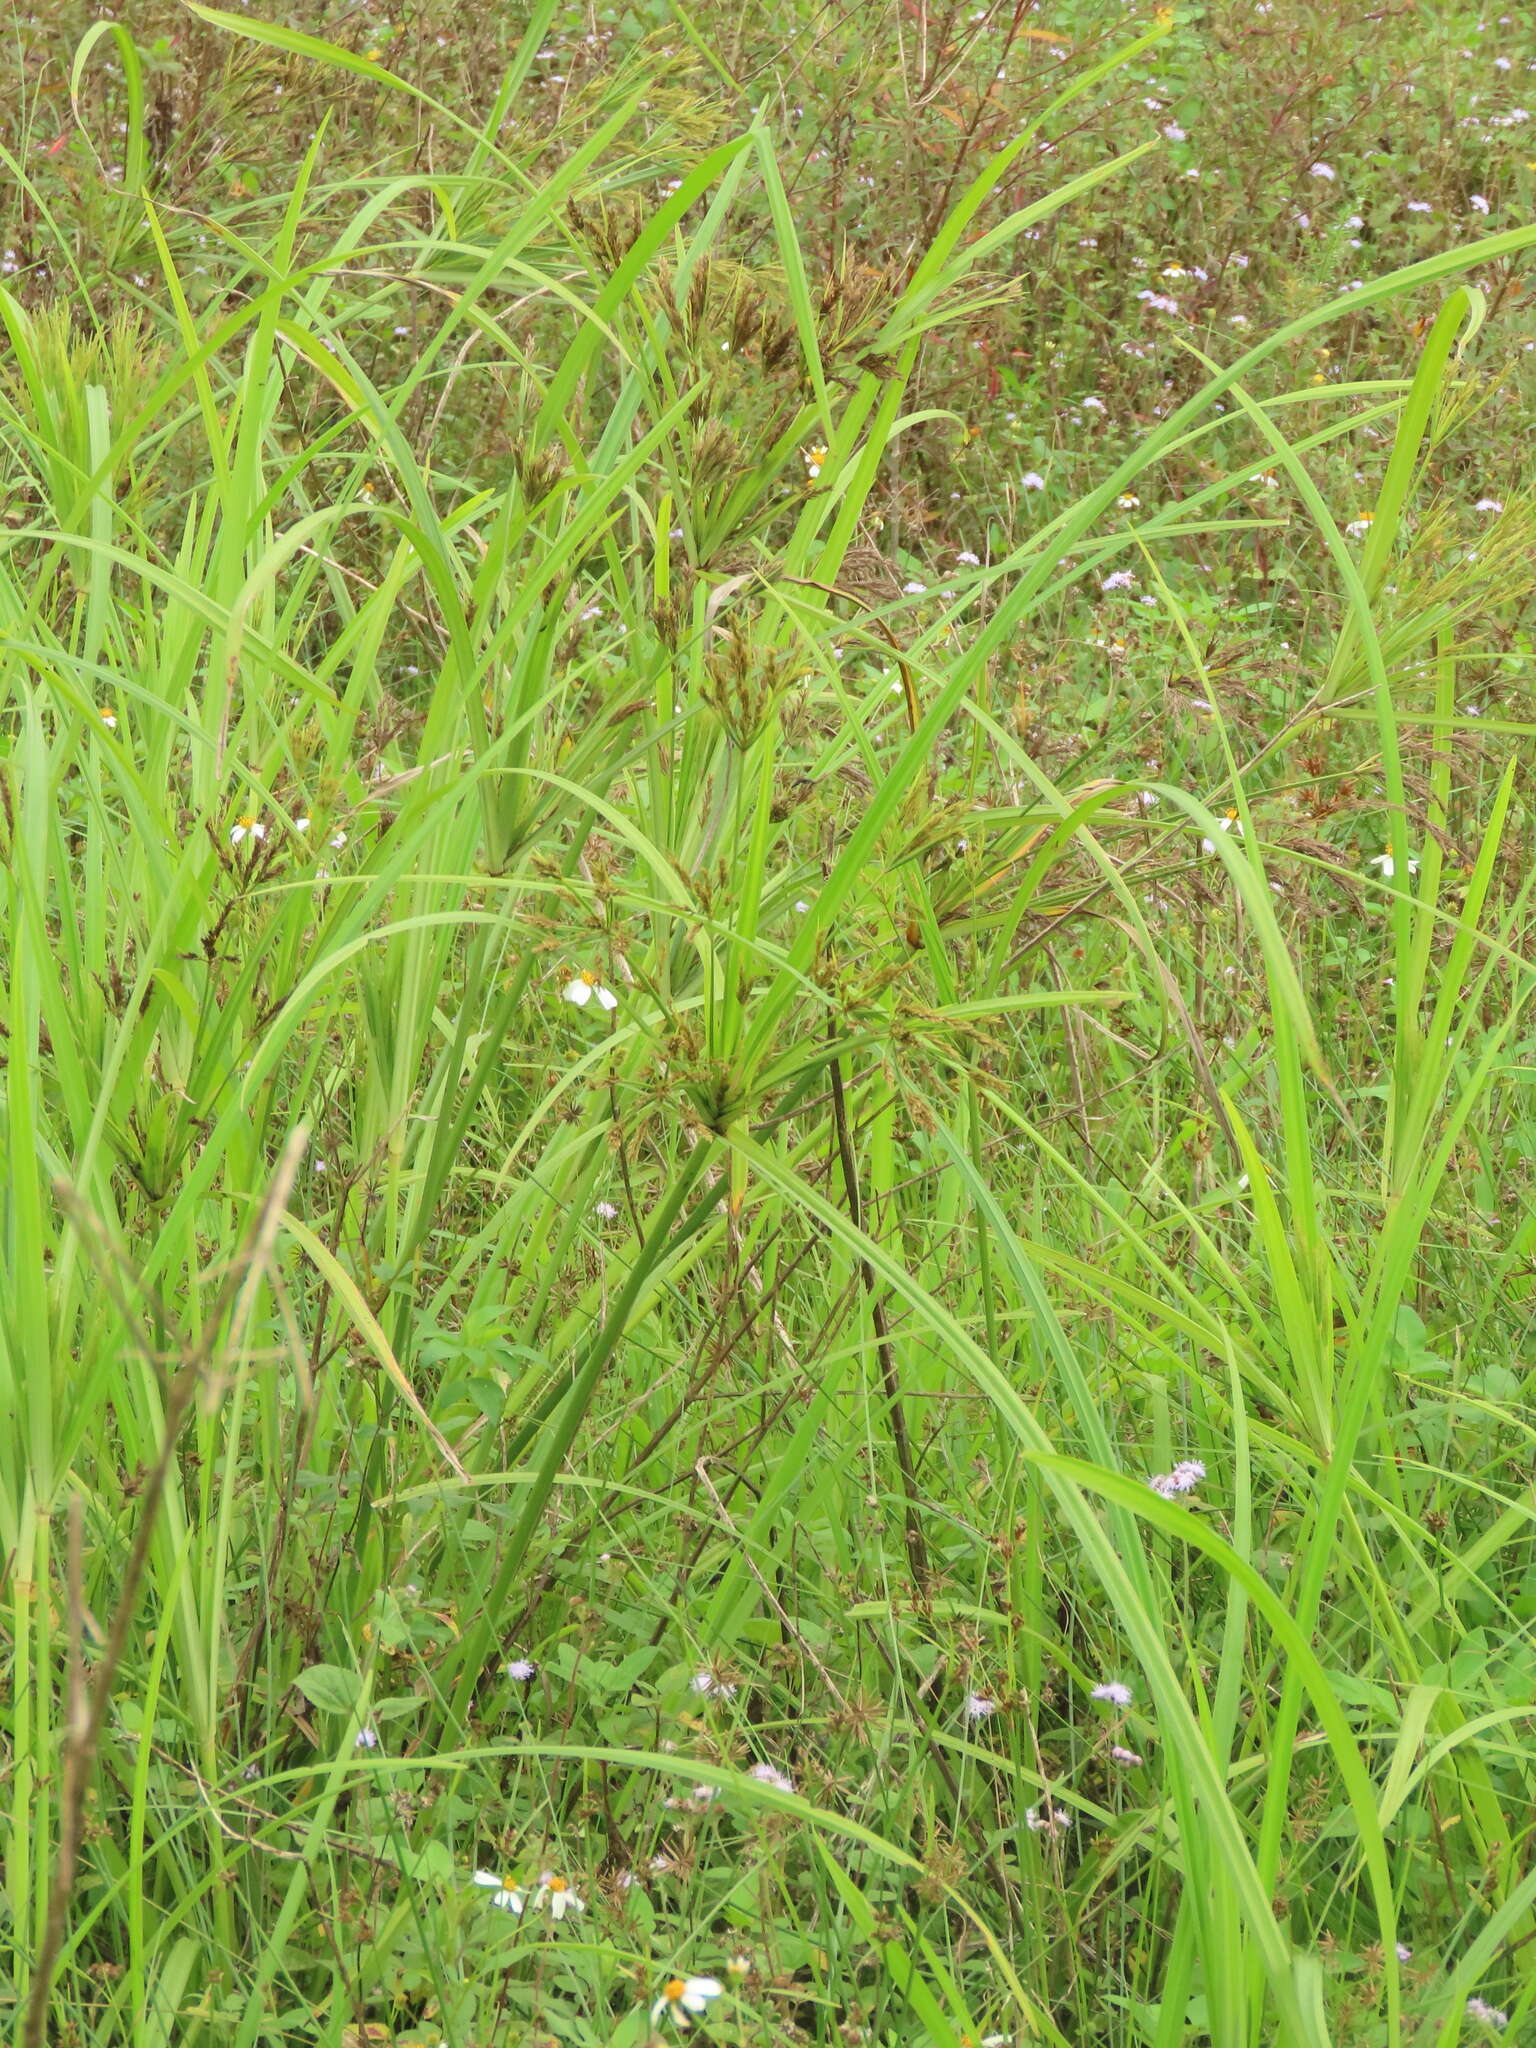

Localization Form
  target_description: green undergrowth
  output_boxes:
[2,3,1536,2046]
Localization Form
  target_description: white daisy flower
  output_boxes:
[1117,492,1141,510]
[534,1872,584,1920]
[473,1869,526,1913]
[651,1976,724,2027]
[690,1669,738,1700]
[230,816,267,846]
[563,972,618,1011]
[1345,514,1374,538]
[1025,1802,1068,1836]
[99,708,118,729]
[1200,810,1242,854]
[1367,851,1419,879]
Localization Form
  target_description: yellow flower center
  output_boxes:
[548,1876,568,1892]
[502,1873,517,1889]
[1225,808,1238,822]
[664,1979,687,2001]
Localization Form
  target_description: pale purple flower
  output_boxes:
[1466,1997,1508,2031]
[1395,1942,1412,1962]
[1149,1458,1206,1498]
[1101,570,1137,591]
[1470,193,1491,214]
[1162,121,1187,141]
[354,1725,380,1750]
[505,1657,537,1682]
[1021,471,1045,491]
[1025,1802,1068,1837]
[747,1761,796,1794]
[1110,1744,1143,1765]
[1474,497,1504,512]
[1091,1681,1133,1706]
[965,1692,997,1720]
[1310,160,1336,180]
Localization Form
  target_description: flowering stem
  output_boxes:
[441,1135,721,1740]
[828,1051,928,1590]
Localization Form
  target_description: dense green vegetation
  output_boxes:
[3,1,1536,2042]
